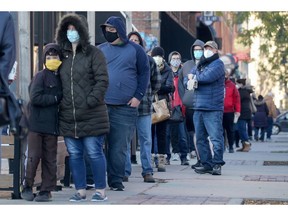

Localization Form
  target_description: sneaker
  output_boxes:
[110,183,125,191]
[191,161,202,169]
[34,191,52,202]
[171,153,180,161]
[194,166,213,174]
[21,187,34,201]
[91,192,108,202]
[143,174,155,183]
[123,176,129,182]
[181,158,189,166]
[165,158,170,165]
[211,164,221,175]
[69,192,87,202]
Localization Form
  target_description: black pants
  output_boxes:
[23,131,57,192]
[223,112,235,149]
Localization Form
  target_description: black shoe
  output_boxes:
[34,191,52,202]
[212,164,221,175]
[110,183,125,191]
[21,187,34,201]
[181,158,189,166]
[228,148,234,153]
[191,161,202,169]
[131,155,138,164]
[194,166,212,174]
[123,176,129,182]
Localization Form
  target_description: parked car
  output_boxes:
[272,111,288,135]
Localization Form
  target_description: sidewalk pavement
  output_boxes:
[1,133,288,208]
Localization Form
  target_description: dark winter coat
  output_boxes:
[55,13,109,138]
[156,62,174,102]
[0,12,16,80]
[190,53,225,111]
[28,69,62,135]
[238,86,253,120]
[253,100,269,127]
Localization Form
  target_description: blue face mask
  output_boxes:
[67,30,80,43]
[194,50,203,60]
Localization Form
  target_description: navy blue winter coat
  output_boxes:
[191,54,225,111]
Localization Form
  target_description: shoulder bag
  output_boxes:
[151,94,171,124]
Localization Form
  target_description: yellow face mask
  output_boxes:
[45,59,62,71]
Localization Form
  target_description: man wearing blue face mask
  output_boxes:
[178,39,205,169]
[190,41,226,176]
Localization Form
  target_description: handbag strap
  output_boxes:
[154,94,159,102]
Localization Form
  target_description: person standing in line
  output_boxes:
[150,46,174,172]
[124,31,161,183]
[178,39,204,169]
[222,70,241,153]
[264,92,278,140]
[190,41,226,175]
[55,13,109,202]
[166,51,189,166]
[235,78,253,152]
[0,12,16,172]
[98,17,150,191]
[253,95,269,142]
[20,43,63,202]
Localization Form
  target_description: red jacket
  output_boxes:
[172,75,186,116]
[224,79,241,113]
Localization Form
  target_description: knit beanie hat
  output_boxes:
[151,46,165,57]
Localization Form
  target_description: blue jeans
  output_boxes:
[254,127,266,141]
[167,122,189,159]
[193,110,225,168]
[137,115,154,177]
[237,119,249,142]
[125,115,153,177]
[64,135,106,190]
[107,105,137,186]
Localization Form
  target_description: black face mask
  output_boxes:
[105,31,119,43]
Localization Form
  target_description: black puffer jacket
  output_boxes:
[27,43,62,135]
[55,13,109,137]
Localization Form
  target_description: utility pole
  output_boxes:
[87,12,95,45]
[17,12,31,101]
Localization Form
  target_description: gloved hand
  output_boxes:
[187,78,197,90]
[234,112,241,123]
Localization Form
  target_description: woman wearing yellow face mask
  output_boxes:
[21,43,63,202]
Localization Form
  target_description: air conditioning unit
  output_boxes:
[203,11,214,16]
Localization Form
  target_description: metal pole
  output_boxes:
[87,12,95,45]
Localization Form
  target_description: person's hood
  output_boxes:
[127,31,144,47]
[100,16,128,43]
[168,51,181,63]
[190,39,205,61]
[255,99,266,106]
[55,13,90,52]
[43,43,61,64]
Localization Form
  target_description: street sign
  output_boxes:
[198,15,220,26]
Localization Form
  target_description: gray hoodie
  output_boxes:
[178,39,204,102]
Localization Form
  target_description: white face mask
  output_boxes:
[204,49,214,58]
